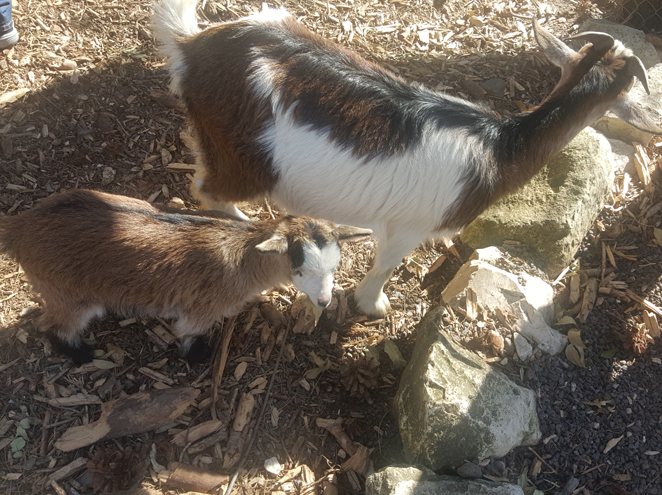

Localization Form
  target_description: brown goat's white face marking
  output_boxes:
[293,242,341,309]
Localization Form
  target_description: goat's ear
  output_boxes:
[533,20,577,69]
[256,234,289,254]
[335,225,373,243]
[609,94,662,134]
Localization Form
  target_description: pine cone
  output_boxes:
[339,351,380,397]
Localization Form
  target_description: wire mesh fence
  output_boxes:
[607,0,662,32]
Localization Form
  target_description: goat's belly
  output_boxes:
[268,122,460,231]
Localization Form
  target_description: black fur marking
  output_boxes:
[184,336,212,365]
[241,21,497,160]
[48,333,94,365]
[288,240,304,269]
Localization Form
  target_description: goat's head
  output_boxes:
[256,218,372,309]
[533,20,661,134]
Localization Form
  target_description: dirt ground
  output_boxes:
[1,0,661,494]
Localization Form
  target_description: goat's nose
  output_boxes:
[317,297,331,309]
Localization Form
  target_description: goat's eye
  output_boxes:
[294,270,303,277]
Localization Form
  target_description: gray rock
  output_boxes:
[480,78,507,97]
[461,128,612,276]
[578,20,659,68]
[513,300,567,355]
[607,139,635,175]
[366,466,524,495]
[456,461,482,479]
[513,332,533,361]
[441,257,566,355]
[396,307,541,470]
[442,259,553,323]
[101,166,116,185]
[593,63,662,145]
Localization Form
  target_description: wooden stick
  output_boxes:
[211,316,237,420]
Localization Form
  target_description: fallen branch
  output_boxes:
[54,388,199,452]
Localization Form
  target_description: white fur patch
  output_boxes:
[152,0,200,95]
[292,242,341,307]
[73,305,105,334]
[262,106,480,235]
[248,55,282,110]
[610,40,633,59]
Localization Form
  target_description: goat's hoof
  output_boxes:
[47,334,94,365]
[355,290,391,317]
[183,337,212,365]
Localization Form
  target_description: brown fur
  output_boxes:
[180,21,280,202]
[0,189,345,362]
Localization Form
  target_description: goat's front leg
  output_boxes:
[354,228,425,317]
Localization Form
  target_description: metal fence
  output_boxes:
[608,0,662,32]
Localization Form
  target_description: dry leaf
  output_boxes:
[271,406,280,427]
[234,362,248,381]
[603,435,623,454]
[91,359,117,370]
[565,343,585,368]
[291,294,322,334]
[567,329,585,348]
[556,316,577,327]
[654,228,662,247]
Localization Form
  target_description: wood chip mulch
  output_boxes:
[1,0,661,494]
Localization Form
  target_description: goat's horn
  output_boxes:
[627,56,650,95]
[568,31,614,54]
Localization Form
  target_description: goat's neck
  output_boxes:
[498,85,614,190]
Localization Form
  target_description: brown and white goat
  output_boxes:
[0,189,370,364]
[152,1,662,317]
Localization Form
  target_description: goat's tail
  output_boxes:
[151,0,200,94]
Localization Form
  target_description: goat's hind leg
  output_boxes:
[39,303,105,365]
[354,227,425,317]
[191,164,250,220]
[172,316,212,365]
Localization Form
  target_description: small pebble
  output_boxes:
[456,461,482,479]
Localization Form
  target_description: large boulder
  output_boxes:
[461,128,612,276]
[365,466,524,495]
[593,63,662,145]
[578,20,659,69]
[395,307,541,470]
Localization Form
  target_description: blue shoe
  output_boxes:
[0,25,18,50]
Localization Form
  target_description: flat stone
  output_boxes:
[514,332,533,361]
[513,300,567,355]
[366,466,525,495]
[607,139,636,175]
[396,307,541,470]
[442,258,567,355]
[442,260,553,323]
[462,128,613,276]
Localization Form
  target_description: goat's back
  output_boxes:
[0,190,263,319]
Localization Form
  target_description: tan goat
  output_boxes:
[0,189,370,364]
